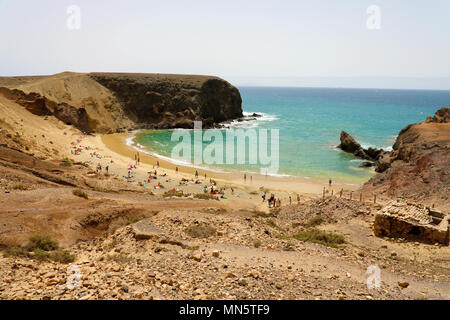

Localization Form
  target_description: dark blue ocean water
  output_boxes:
[134,87,450,183]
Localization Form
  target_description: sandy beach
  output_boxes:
[67,131,362,212]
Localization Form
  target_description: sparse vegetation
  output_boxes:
[72,189,89,199]
[2,246,28,258]
[253,240,262,248]
[11,183,29,191]
[291,222,302,228]
[26,234,58,252]
[32,248,51,261]
[252,210,272,218]
[303,216,325,228]
[185,224,216,238]
[194,193,219,201]
[50,250,76,264]
[292,229,345,248]
[2,235,76,263]
[60,157,73,167]
[266,219,285,232]
[106,254,133,264]
[108,214,147,234]
[163,190,185,198]
[275,234,290,240]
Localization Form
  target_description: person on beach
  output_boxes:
[262,193,266,202]
[244,173,247,183]
[278,198,281,207]
[250,176,252,184]
[297,194,300,203]
[329,178,332,187]
[157,161,160,168]
[289,196,292,205]
[106,165,109,174]
[195,170,198,178]
[269,194,274,208]
[176,167,178,173]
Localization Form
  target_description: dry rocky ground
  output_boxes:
[0,188,449,300]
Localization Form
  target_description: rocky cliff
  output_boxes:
[0,72,243,133]
[361,107,450,207]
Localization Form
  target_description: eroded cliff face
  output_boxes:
[0,72,243,133]
[89,73,242,130]
[361,107,450,207]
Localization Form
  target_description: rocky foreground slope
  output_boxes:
[0,72,243,133]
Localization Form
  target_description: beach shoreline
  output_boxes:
[99,131,363,197]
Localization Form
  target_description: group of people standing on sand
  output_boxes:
[195,170,208,179]
[243,173,252,183]
[260,191,301,208]
[262,192,281,208]
[96,163,109,174]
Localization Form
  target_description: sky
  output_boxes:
[1,0,449,89]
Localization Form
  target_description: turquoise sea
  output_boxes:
[132,87,450,183]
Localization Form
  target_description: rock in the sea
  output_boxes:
[338,131,362,154]
[338,131,385,163]
[359,161,374,168]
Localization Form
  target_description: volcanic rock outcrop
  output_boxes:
[0,72,243,133]
[338,131,386,167]
[361,107,450,207]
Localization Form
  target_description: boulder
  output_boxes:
[132,219,165,241]
[338,131,385,162]
[432,107,450,123]
[338,131,362,154]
